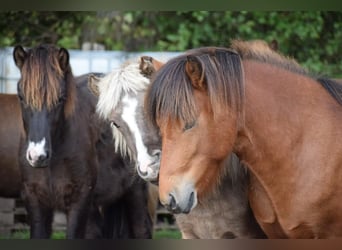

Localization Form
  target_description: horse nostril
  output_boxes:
[169,193,177,210]
[136,164,148,177]
[184,191,195,214]
[38,155,46,162]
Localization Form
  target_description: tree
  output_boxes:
[0,11,341,76]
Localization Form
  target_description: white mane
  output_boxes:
[96,57,151,161]
[96,58,150,119]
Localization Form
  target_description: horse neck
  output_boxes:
[234,60,341,173]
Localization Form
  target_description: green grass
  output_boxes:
[0,230,66,239]
[1,229,181,239]
[153,229,181,239]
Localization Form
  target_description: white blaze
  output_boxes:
[121,95,155,174]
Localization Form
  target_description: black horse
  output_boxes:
[13,44,152,239]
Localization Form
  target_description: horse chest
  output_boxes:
[22,161,93,209]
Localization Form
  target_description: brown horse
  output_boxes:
[0,94,22,198]
[89,55,266,238]
[12,44,152,239]
[145,40,342,238]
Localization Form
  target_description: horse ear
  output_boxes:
[141,56,153,64]
[88,74,101,97]
[185,55,205,90]
[140,56,155,77]
[58,48,70,72]
[151,57,164,71]
[13,45,27,69]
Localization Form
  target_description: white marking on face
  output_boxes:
[26,138,47,167]
[121,95,157,175]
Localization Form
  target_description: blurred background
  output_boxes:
[0,11,341,76]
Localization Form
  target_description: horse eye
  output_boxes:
[110,121,120,128]
[183,120,196,131]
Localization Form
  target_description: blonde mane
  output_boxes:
[96,57,151,160]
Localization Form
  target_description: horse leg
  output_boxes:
[123,179,153,239]
[22,183,53,239]
[102,200,131,239]
[29,206,53,239]
[85,204,103,239]
[65,186,93,239]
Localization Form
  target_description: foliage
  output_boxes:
[0,11,341,76]
[0,11,89,48]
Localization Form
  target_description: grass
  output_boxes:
[1,230,66,239]
[0,229,181,239]
[153,229,181,239]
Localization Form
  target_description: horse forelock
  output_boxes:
[96,58,150,121]
[146,47,245,127]
[19,45,65,111]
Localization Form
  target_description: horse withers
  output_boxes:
[89,55,266,239]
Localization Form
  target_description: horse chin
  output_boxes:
[28,160,49,168]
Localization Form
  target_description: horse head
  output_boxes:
[14,44,76,168]
[88,56,164,181]
[145,48,244,213]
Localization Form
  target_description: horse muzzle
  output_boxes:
[160,183,198,214]
[136,149,161,182]
[26,138,50,168]
[27,152,50,168]
[137,162,159,182]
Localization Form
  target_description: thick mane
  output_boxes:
[96,58,150,120]
[146,47,244,127]
[20,45,64,111]
[231,39,308,76]
[96,57,150,161]
[232,39,342,106]
[146,40,342,128]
